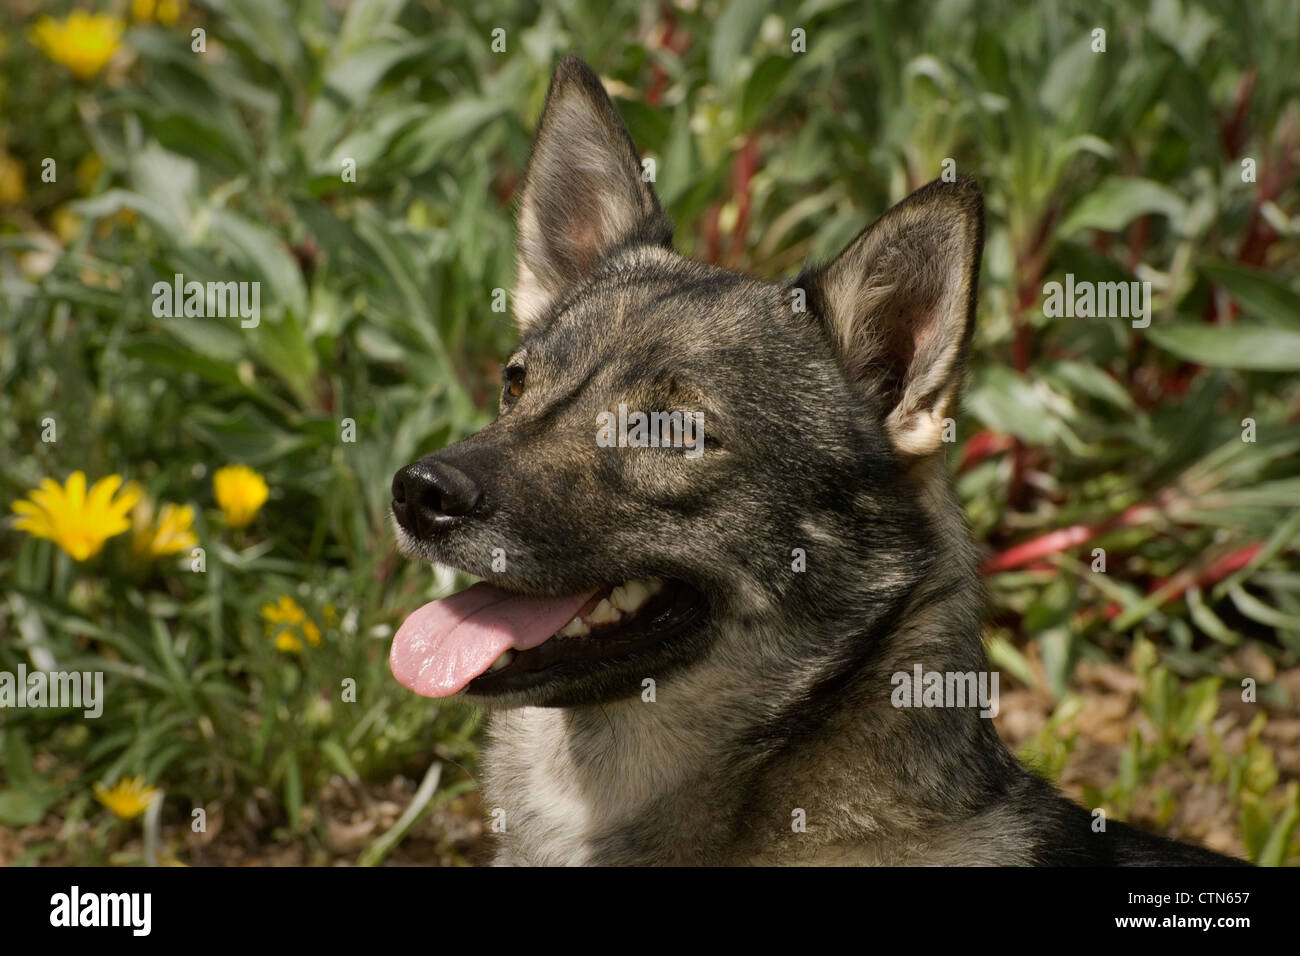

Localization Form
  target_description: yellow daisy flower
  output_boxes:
[94,776,159,820]
[273,630,303,653]
[262,594,306,626]
[131,498,199,560]
[213,464,268,528]
[30,11,125,81]
[11,472,142,561]
[261,595,323,653]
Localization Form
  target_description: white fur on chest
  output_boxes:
[480,686,720,865]
[482,708,594,865]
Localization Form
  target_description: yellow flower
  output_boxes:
[273,630,303,653]
[213,464,268,528]
[94,776,159,820]
[131,498,199,560]
[30,11,125,81]
[133,0,186,27]
[261,595,322,653]
[0,152,25,205]
[262,594,306,626]
[11,472,142,561]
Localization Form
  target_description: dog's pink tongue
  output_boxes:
[390,582,596,698]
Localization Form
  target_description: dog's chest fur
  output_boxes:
[478,650,1039,866]
[480,708,1037,866]
[480,669,754,865]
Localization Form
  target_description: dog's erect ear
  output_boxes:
[513,56,670,330]
[804,176,984,458]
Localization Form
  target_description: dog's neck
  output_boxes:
[480,463,1023,865]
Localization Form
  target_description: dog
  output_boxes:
[388,56,1244,866]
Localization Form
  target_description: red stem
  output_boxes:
[1097,541,1265,620]
[981,501,1156,575]
[958,430,1014,473]
[728,134,759,268]
[702,204,721,265]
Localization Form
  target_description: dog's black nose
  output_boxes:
[391,459,482,536]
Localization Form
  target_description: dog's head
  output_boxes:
[390,56,983,708]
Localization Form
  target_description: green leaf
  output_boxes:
[357,759,441,866]
[1185,587,1241,646]
[324,38,430,104]
[319,103,427,174]
[123,340,245,389]
[71,189,184,245]
[208,0,305,80]
[1045,360,1135,411]
[390,99,509,175]
[1146,322,1300,370]
[0,789,54,827]
[965,366,1056,444]
[150,617,191,696]
[283,754,303,828]
[129,142,199,233]
[1229,585,1300,631]
[741,54,794,128]
[209,209,308,320]
[1038,35,1101,127]
[986,635,1037,690]
[187,404,310,466]
[250,308,319,408]
[1176,677,1220,742]
[3,729,36,787]
[337,0,410,52]
[1256,786,1299,867]
[1039,627,1074,700]
[710,0,773,92]
[1059,178,1188,237]
[156,312,249,363]
[321,740,361,784]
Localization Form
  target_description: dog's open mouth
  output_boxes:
[389,577,703,698]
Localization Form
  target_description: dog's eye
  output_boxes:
[502,364,526,405]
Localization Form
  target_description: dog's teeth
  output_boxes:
[559,616,590,637]
[586,598,621,625]
[611,579,650,614]
[646,577,664,595]
[489,649,515,671]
